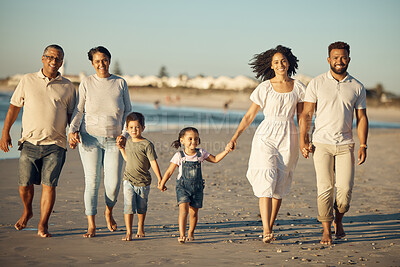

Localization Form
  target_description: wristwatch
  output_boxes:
[360,144,368,149]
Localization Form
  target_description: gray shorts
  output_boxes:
[123,180,150,214]
[18,142,66,187]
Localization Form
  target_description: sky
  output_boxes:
[1,0,400,94]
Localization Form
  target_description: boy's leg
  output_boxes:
[178,202,189,243]
[187,206,199,241]
[122,214,133,241]
[136,213,146,238]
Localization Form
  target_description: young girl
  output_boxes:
[158,127,231,243]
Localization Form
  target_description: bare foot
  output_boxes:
[37,225,52,238]
[83,227,96,238]
[122,232,132,241]
[178,236,186,244]
[135,232,145,238]
[186,236,195,242]
[333,220,346,239]
[105,211,117,232]
[320,231,332,245]
[14,212,33,230]
[262,233,274,244]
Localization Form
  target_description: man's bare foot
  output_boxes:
[37,225,52,238]
[105,211,117,232]
[122,232,132,241]
[14,212,33,230]
[333,220,346,239]
[83,227,96,238]
[135,232,145,238]
[178,236,186,244]
[320,231,332,245]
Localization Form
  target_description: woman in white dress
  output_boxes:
[228,45,305,243]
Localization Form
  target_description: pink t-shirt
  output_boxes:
[170,148,210,180]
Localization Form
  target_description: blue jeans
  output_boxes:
[123,180,150,214]
[78,132,123,216]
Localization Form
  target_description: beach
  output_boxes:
[0,87,400,266]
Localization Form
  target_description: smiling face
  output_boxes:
[127,120,144,140]
[271,52,290,76]
[41,48,63,78]
[92,52,110,78]
[180,130,200,152]
[328,49,350,75]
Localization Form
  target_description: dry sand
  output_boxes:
[0,126,399,266]
[0,86,400,266]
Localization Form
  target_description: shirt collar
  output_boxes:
[327,70,351,83]
[37,69,62,81]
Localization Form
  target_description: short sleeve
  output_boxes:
[296,80,306,103]
[145,142,157,161]
[355,86,367,109]
[170,152,181,166]
[250,82,267,108]
[10,76,26,107]
[199,148,210,162]
[304,79,317,103]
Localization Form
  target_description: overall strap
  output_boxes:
[195,148,202,158]
[179,150,185,159]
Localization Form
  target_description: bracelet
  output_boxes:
[360,144,368,149]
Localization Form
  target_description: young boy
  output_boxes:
[118,112,163,241]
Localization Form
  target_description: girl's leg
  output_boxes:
[187,206,199,241]
[136,213,146,238]
[103,138,123,232]
[178,202,189,243]
[259,197,274,243]
[84,215,96,238]
[79,134,103,237]
[270,198,282,232]
[122,214,133,241]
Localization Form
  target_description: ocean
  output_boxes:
[1,91,399,160]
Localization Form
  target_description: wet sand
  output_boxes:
[0,126,399,266]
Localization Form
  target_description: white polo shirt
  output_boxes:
[10,70,76,148]
[304,71,366,145]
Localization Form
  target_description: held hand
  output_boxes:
[299,139,312,159]
[116,135,126,149]
[228,140,237,151]
[157,184,167,192]
[68,132,80,149]
[225,142,233,153]
[358,147,367,165]
[0,132,12,152]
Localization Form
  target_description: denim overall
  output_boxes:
[176,149,205,208]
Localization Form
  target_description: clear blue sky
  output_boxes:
[1,0,399,93]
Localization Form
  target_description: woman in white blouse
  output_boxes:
[69,46,131,238]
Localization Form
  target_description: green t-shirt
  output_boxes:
[123,138,157,186]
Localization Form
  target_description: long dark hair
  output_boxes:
[171,127,200,149]
[249,45,298,81]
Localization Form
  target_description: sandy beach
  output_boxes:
[0,87,400,266]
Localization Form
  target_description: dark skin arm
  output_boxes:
[355,108,368,165]
[0,104,21,152]
[299,101,315,158]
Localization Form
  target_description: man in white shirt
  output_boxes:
[299,41,368,245]
[0,45,76,237]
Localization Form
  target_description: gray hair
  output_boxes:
[43,44,64,58]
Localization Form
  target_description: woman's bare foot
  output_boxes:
[333,220,346,239]
[135,231,145,238]
[122,232,132,241]
[105,210,117,232]
[15,212,33,230]
[262,233,274,243]
[178,236,186,244]
[320,231,332,245]
[83,227,96,238]
[186,236,195,242]
[37,225,52,238]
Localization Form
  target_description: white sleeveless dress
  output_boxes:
[246,80,305,198]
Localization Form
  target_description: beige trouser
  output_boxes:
[313,143,355,222]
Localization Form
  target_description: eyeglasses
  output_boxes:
[43,55,63,63]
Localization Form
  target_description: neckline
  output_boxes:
[269,79,295,94]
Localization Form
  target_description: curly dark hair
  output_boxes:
[171,127,200,149]
[87,46,111,62]
[328,41,350,56]
[249,45,298,81]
